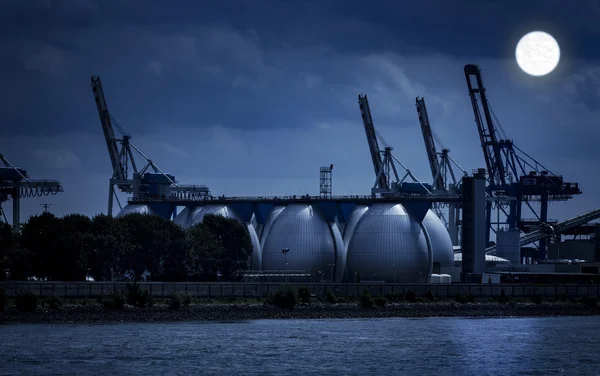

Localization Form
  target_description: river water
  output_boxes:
[1,316,600,375]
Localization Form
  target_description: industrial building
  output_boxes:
[88,64,600,285]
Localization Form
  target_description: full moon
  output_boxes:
[515,31,560,76]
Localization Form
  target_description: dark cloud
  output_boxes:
[0,0,599,222]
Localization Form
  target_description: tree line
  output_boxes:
[0,212,253,282]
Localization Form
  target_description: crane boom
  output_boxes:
[416,97,444,191]
[91,76,125,181]
[464,65,507,187]
[358,94,387,189]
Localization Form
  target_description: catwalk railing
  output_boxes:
[2,282,599,299]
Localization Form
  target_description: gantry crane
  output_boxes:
[415,97,467,245]
[91,76,211,216]
[0,154,63,227]
[357,94,432,197]
[463,64,581,260]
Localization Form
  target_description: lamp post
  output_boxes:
[392,264,396,284]
[281,248,290,282]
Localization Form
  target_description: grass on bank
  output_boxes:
[1,285,598,313]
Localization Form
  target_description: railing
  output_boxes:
[1,282,598,299]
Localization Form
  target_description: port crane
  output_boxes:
[91,76,211,216]
[0,154,63,227]
[358,94,433,198]
[463,64,582,260]
[415,97,467,245]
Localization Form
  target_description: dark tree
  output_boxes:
[20,212,61,280]
[84,214,132,281]
[195,214,253,281]
[186,224,225,281]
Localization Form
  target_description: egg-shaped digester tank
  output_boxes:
[345,203,431,283]
[174,204,240,229]
[261,204,336,281]
[422,209,454,268]
[116,204,154,217]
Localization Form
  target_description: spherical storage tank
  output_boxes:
[344,203,431,283]
[261,204,337,281]
[422,209,454,268]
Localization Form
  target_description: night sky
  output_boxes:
[1,0,599,224]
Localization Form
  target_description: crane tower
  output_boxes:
[415,97,467,245]
[463,64,581,260]
[91,76,211,216]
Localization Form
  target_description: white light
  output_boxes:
[515,31,560,76]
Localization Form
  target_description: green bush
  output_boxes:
[272,286,297,309]
[497,289,509,304]
[169,293,182,310]
[556,293,568,302]
[46,296,63,310]
[404,290,416,303]
[326,289,337,304]
[374,296,387,307]
[297,286,311,304]
[0,286,7,311]
[103,291,125,309]
[15,292,38,312]
[359,289,373,308]
[183,295,192,306]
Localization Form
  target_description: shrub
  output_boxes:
[15,292,38,312]
[125,282,150,307]
[326,289,337,304]
[103,291,125,309]
[374,296,387,307]
[556,293,568,302]
[297,286,311,304]
[384,292,397,302]
[359,289,373,308]
[579,296,597,308]
[404,290,416,303]
[531,295,542,305]
[0,286,6,311]
[455,293,475,304]
[46,296,63,310]
[183,295,192,306]
[272,286,297,309]
[169,293,182,310]
[425,290,434,301]
[497,289,509,304]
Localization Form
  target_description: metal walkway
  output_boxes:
[486,208,600,254]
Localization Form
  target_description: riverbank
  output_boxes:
[2,300,599,324]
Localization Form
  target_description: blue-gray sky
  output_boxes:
[1,0,599,224]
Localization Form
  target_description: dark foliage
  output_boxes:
[326,289,337,304]
[126,282,150,307]
[271,285,297,309]
[359,289,373,308]
[0,286,6,311]
[103,292,125,309]
[297,286,311,304]
[15,292,38,312]
[425,290,434,301]
[404,290,416,302]
[374,296,387,307]
[169,293,182,310]
[531,295,543,305]
[45,296,63,310]
[497,289,509,304]
[3,211,254,283]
